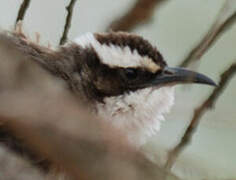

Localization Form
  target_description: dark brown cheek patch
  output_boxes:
[94,32,167,67]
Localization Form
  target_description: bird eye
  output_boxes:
[124,68,138,80]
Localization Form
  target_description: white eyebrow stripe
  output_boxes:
[74,33,161,72]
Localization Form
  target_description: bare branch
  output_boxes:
[107,0,166,32]
[60,0,78,45]
[165,62,236,170]
[15,0,31,26]
[179,0,236,67]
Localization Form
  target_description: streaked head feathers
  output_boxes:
[74,32,165,73]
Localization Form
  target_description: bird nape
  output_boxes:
[6,31,216,146]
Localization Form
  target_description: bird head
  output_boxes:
[71,32,216,145]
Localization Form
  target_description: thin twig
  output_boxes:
[166,0,236,171]
[59,0,77,45]
[15,0,31,26]
[179,0,236,67]
[165,63,236,170]
[107,0,166,32]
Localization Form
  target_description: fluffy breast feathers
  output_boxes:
[96,86,175,146]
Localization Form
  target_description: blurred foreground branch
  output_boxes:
[0,146,48,180]
[60,0,78,45]
[165,62,236,171]
[15,0,31,26]
[179,0,236,67]
[108,0,166,32]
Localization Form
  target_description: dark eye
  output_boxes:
[124,68,138,80]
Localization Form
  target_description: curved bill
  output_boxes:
[147,67,217,87]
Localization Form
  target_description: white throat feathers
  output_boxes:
[74,33,175,146]
[96,86,175,146]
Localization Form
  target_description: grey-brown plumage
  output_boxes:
[9,32,167,103]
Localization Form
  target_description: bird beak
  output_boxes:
[149,67,217,87]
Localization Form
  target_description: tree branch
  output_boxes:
[15,0,31,26]
[165,62,236,170]
[59,0,77,45]
[179,0,236,67]
[107,0,166,32]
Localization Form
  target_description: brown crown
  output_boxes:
[94,32,167,68]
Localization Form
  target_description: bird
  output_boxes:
[3,30,216,147]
